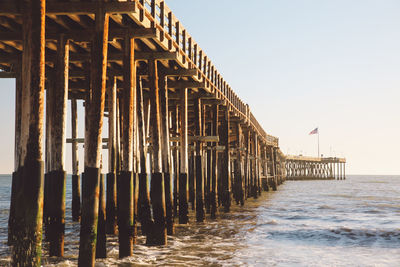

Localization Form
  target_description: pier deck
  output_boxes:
[285,155,346,180]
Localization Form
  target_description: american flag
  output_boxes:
[309,127,318,135]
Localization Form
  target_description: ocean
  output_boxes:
[0,175,399,266]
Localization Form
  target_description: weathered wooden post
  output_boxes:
[8,68,21,247]
[137,77,152,235]
[235,123,245,205]
[210,104,219,219]
[179,88,189,224]
[96,172,106,258]
[44,79,51,238]
[270,147,277,191]
[47,34,69,257]
[78,8,109,267]
[244,129,250,199]
[172,106,179,218]
[106,78,117,235]
[205,110,212,214]
[159,74,174,234]
[343,162,346,180]
[220,107,231,212]
[11,0,46,265]
[147,59,167,245]
[71,99,81,222]
[194,97,205,222]
[189,145,196,210]
[253,133,259,198]
[118,36,136,257]
[262,147,269,191]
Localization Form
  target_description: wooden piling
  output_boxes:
[172,106,179,218]
[189,148,196,211]
[96,173,106,258]
[194,97,205,222]
[270,147,277,191]
[254,133,261,197]
[205,111,212,214]
[147,59,167,245]
[7,65,21,247]
[210,104,219,219]
[118,36,136,258]
[106,78,117,235]
[244,129,250,199]
[220,107,231,212]
[179,88,189,224]
[137,77,153,236]
[43,79,52,239]
[47,34,69,257]
[78,9,109,267]
[71,99,81,222]
[159,74,174,234]
[11,1,46,265]
[235,123,245,205]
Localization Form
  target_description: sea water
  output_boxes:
[0,175,399,266]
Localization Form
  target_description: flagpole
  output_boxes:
[318,130,320,158]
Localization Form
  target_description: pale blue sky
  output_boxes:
[0,0,399,174]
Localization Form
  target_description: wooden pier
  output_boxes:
[0,1,289,266]
[285,155,346,180]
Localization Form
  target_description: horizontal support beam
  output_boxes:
[170,136,219,143]
[68,51,178,62]
[0,72,16,78]
[0,28,157,42]
[163,68,198,77]
[0,1,136,15]
[66,138,108,143]
[0,52,179,64]
[167,81,206,89]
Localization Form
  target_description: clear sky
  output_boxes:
[0,0,399,175]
